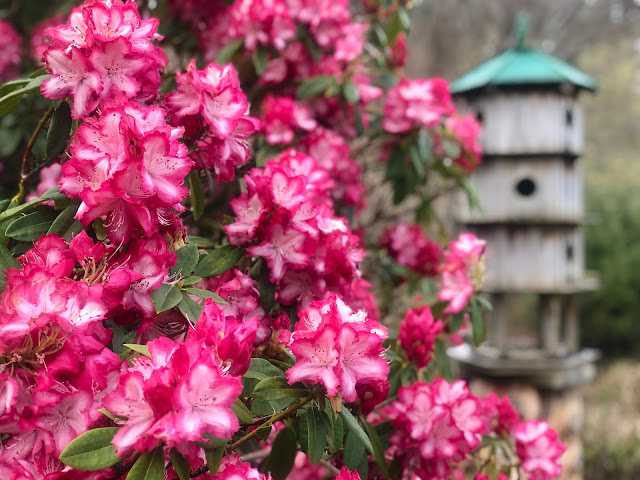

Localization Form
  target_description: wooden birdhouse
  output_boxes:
[448,21,599,389]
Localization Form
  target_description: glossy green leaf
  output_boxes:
[215,38,244,64]
[244,358,285,381]
[343,79,360,104]
[204,446,224,477]
[296,75,336,99]
[363,419,389,476]
[151,283,183,313]
[0,244,19,289]
[183,288,228,304]
[252,48,269,75]
[170,244,199,277]
[193,245,245,278]
[169,448,190,480]
[6,209,59,241]
[339,408,373,454]
[45,101,72,160]
[0,197,50,224]
[178,292,204,324]
[126,446,165,480]
[328,412,344,453]
[343,428,365,471]
[122,344,151,358]
[0,74,49,118]
[59,427,121,471]
[231,398,254,424]
[252,377,308,401]
[299,407,330,464]
[262,426,297,480]
[181,275,203,286]
[47,203,82,240]
[188,170,205,220]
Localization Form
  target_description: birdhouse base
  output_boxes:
[447,343,599,390]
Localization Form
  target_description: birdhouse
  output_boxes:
[448,21,599,389]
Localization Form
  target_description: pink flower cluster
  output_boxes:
[380,222,442,277]
[0,20,21,82]
[261,95,317,145]
[282,295,389,403]
[438,233,486,314]
[225,150,366,310]
[207,454,269,480]
[103,329,242,457]
[0,234,120,476]
[383,380,486,479]
[398,305,443,368]
[60,102,192,243]
[514,421,566,480]
[300,127,365,210]
[41,0,167,119]
[383,78,455,134]
[335,466,361,480]
[444,115,483,173]
[164,60,258,182]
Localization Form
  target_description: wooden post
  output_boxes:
[565,294,579,353]
[487,293,508,354]
[540,294,562,356]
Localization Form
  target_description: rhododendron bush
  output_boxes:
[0,1,565,479]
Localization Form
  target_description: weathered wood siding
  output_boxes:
[458,156,583,223]
[460,92,583,155]
[472,226,585,291]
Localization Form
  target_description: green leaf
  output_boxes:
[0,244,19,289]
[343,428,366,471]
[5,209,59,241]
[449,312,466,334]
[183,288,228,304]
[41,186,68,202]
[329,412,344,453]
[151,283,183,313]
[363,420,389,476]
[0,75,49,118]
[188,170,205,220]
[123,344,151,358]
[471,298,486,346]
[342,79,360,104]
[385,10,402,44]
[169,448,190,480]
[199,434,230,449]
[262,426,297,480]
[244,358,285,381]
[252,376,308,401]
[339,408,373,454]
[442,138,462,159]
[354,107,364,136]
[193,245,245,278]
[299,407,330,464]
[59,427,121,471]
[186,235,216,248]
[98,408,127,422]
[252,48,269,75]
[296,75,336,99]
[45,101,72,160]
[0,197,49,224]
[417,129,432,165]
[170,244,199,277]
[178,292,204,324]
[126,446,165,480]
[204,446,224,477]
[215,38,244,64]
[231,398,254,424]
[47,203,82,240]
[434,338,451,379]
[476,295,493,311]
[181,275,202,286]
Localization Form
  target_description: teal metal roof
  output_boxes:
[451,47,598,94]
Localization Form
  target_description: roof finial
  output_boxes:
[516,12,529,49]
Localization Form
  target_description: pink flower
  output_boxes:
[0,20,21,82]
[261,95,317,145]
[398,305,443,368]
[383,78,455,134]
[438,268,474,315]
[335,466,361,480]
[380,223,441,276]
[285,295,388,403]
[444,115,483,173]
[514,421,566,480]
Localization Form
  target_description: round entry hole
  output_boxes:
[515,178,536,196]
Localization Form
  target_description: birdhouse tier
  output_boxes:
[457,92,585,156]
[458,156,583,224]
[451,47,597,95]
[469,225,596,293]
